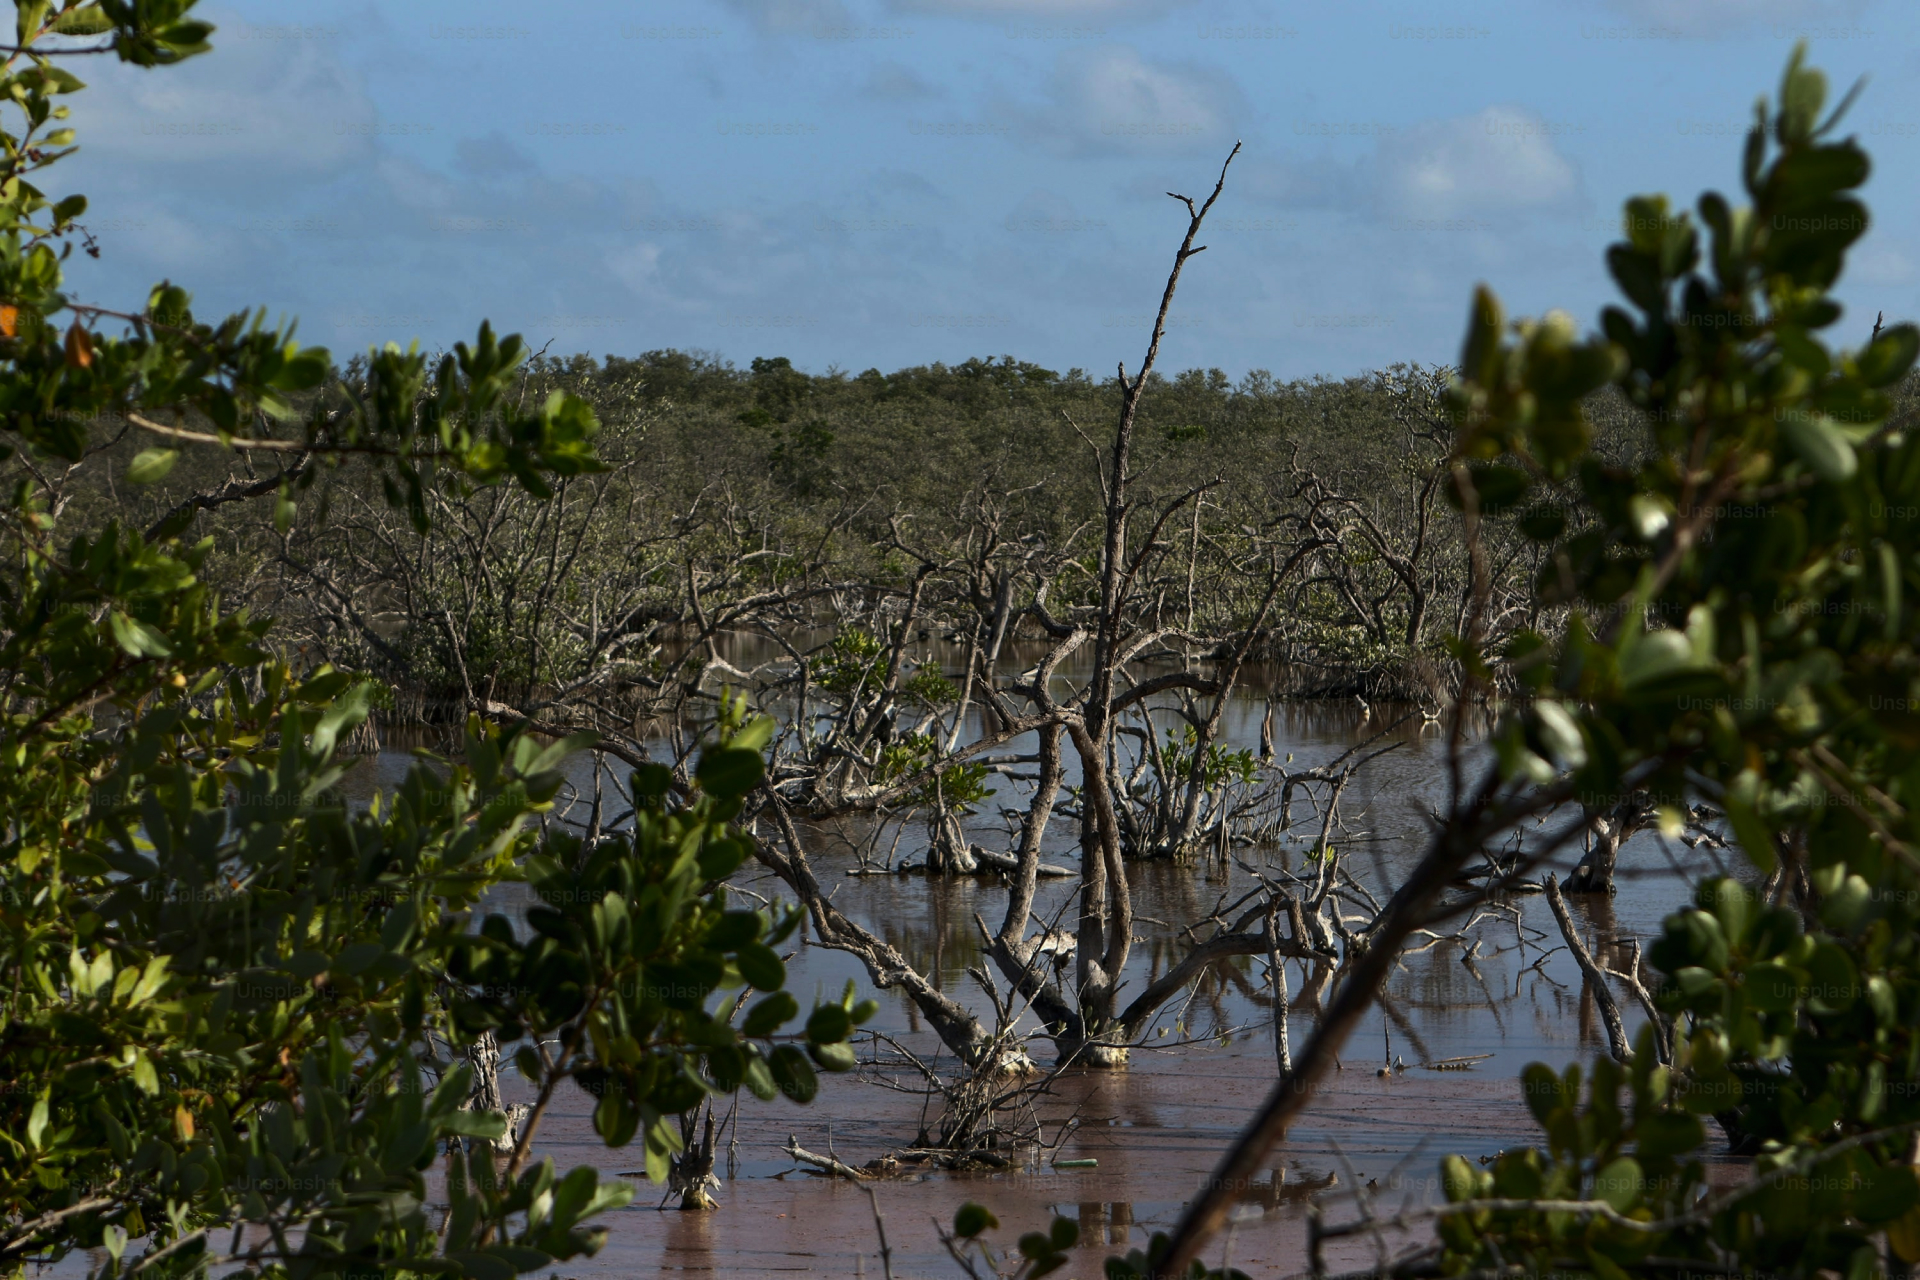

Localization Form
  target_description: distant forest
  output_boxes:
[48,347,1920,734]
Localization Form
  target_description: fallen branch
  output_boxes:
[969,845,1075,878]
[785,1134,871,1181]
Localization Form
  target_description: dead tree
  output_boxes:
[746,146,1383,1069]
[1567,793,1655,893]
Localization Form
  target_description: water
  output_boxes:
[336,670,1727,1277]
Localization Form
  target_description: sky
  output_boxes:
[46,0,1920,382]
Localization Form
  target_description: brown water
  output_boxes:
[375,681,1727,1279]
[75,661,1720,1279]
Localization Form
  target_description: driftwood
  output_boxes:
[849,846,1075,879]
[968,846,1074,878]
[1418,1053,1494,1072]
[784,1134,870,1182]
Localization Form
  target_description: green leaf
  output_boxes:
[1778,410,1857,482]
[737,942,785,993]
[1779,44,1826,143]
[1521,1063,1561,1127]
[1806,941,1859,1013]
[1858,323,1920,386]
[593,1087,638,1148]
[1460,286,1503,383]
[631,763,673,807]
[282,950,330,979]
[50,5,113,36]
[25,61,85,94]
[743,1055,778,1101]
[696,747,764,798]
[449,1252,517,1280]
[806,1003,852,1044]
[1633,1110,1704,1161]
[1449,463,1530,515]
[741,991,798,1038]
[26,1096,48,1148]
[517,729,598,778]
[1857,1164,1920,1225]
[1608,245,1665,313]
[1517,506,1567,542]
[808,1040,857,1072]
[954,1202,998,1238]
[441,1110,508,1140]
[1534,700,1587,769]
[1592,1156,1641,1211]
[1019,1232,1057,1261]
[1744,962,1802,1013]
[769,1045,816,1104]
[1722,790,1777,875]
[108,612,173,658]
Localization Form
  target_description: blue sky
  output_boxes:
[51,0,1916,381]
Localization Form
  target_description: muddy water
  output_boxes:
[348,677,1727,1277]
[17,665,1735,1279]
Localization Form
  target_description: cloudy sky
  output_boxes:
[50,0,1916,380]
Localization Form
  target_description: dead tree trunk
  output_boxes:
[923,801,978,874]
[461,1032,528,1156]
[1546,875,1632,1063]
[1567,795,1650,893]
[669,1108,721,1210]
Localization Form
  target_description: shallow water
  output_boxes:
[38,665,1727,1280]
[339,674,1725,1278]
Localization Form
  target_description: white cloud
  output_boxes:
[1012,43,1241,156]
[69,22,376,175]
[1376,107,1580,216]
[608,242,666,296]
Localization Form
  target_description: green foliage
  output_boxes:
[444,711,872,1178]
[902,664,959,709]
[816,628,885,696]
[947,1200,1249,1280]
[875,733,991,813]
[0,5,606,541]
[1103,1233,1246,1280]
[1155,725,1259,791]
[946,1203,1092,1280]
[1436,47,1920,1279]
[0,8,863,1279]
